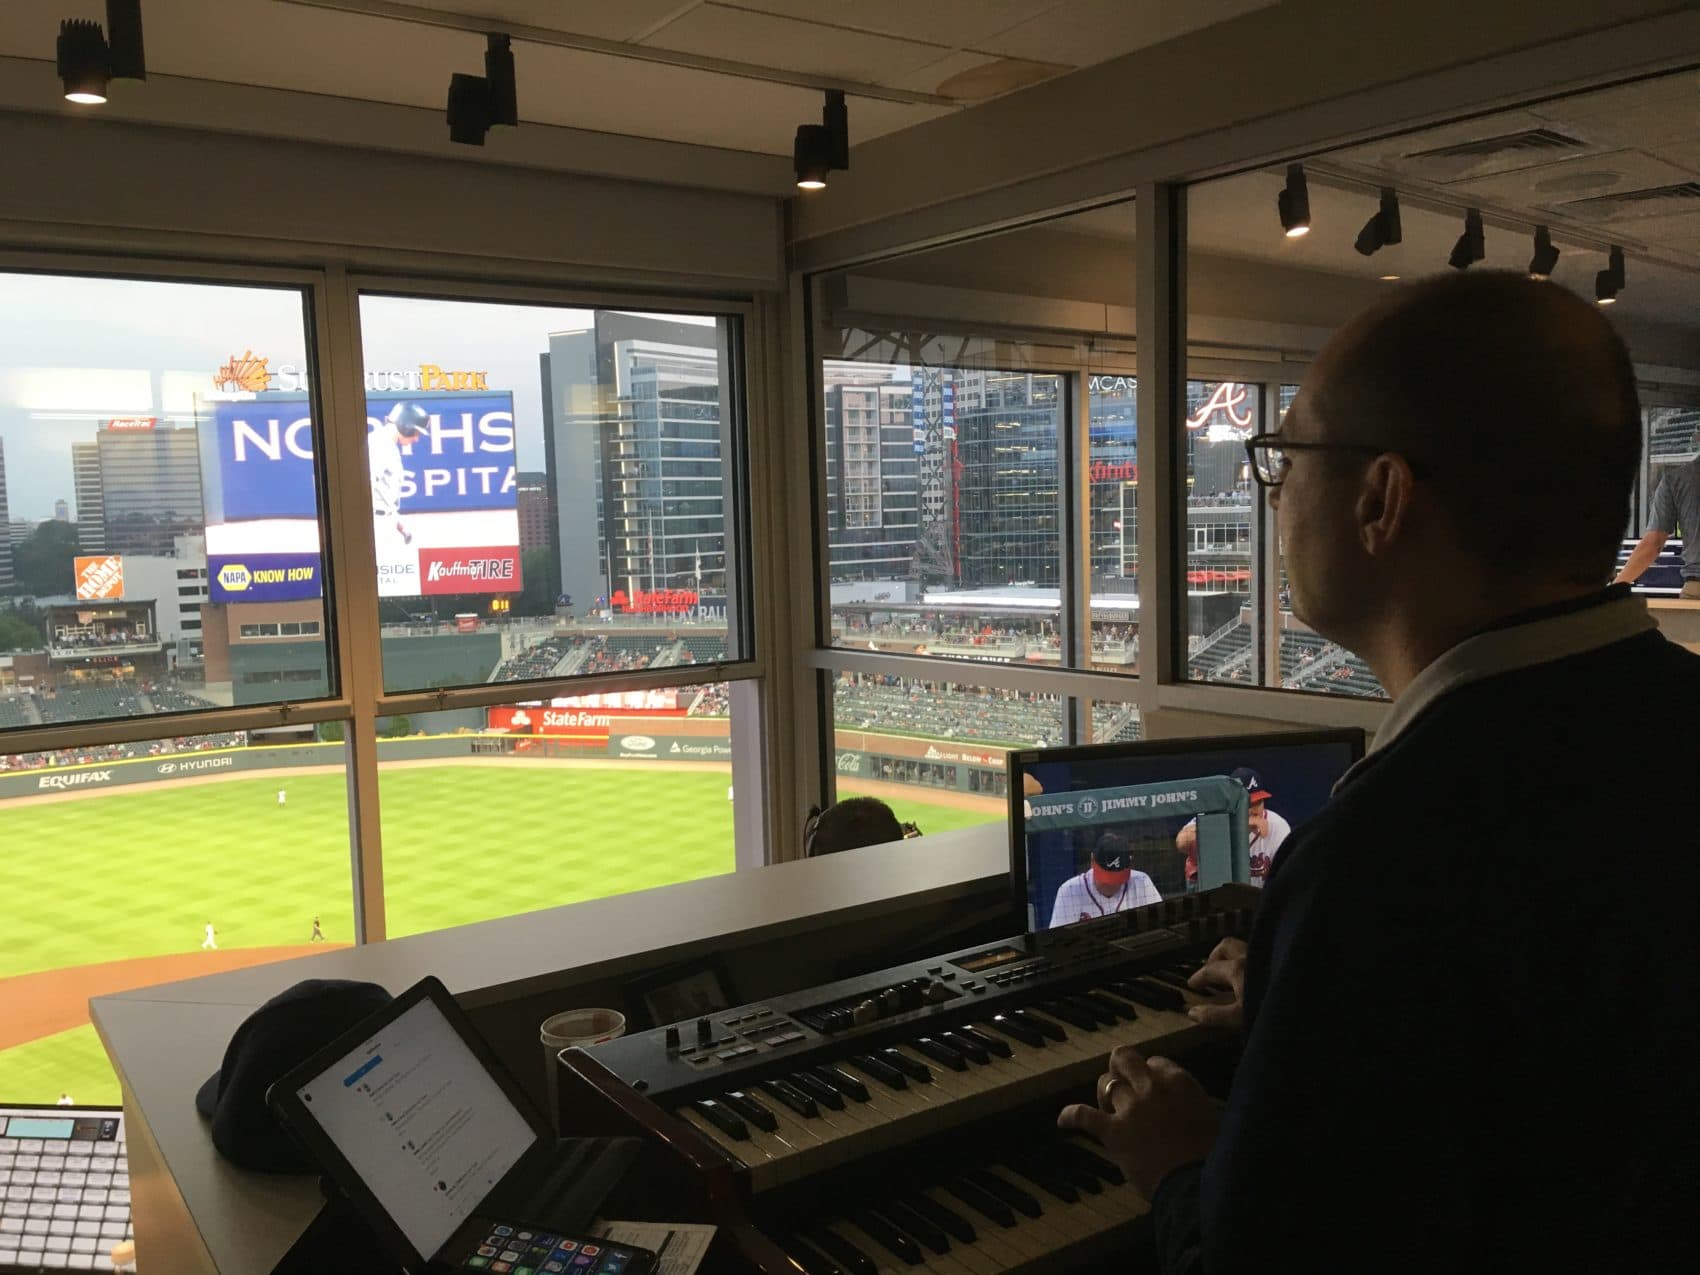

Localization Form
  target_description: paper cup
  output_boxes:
[541,1008,626,1131]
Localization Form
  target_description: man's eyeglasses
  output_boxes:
[1244,433,1405,489]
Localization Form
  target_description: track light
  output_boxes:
[1353,187,1402,256]
[57,20,108,104]
[1448,209,1485,269]
[1595,246,1625,305]
[794,90,850,191]
[1527,226,1560,280]
[1277,164,1310,238]
[484,33,517,128]
[446,34,518,145]
[55,2,147,106]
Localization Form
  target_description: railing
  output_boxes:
[48,638,163,659]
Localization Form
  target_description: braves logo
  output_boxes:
[1186,382,1254,431]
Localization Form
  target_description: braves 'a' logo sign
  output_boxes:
[1186,382,1253,431]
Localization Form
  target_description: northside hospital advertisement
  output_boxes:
[198,391,521,602]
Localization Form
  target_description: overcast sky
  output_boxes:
[0,274,710,522]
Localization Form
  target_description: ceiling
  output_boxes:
[0,0,1276,178]
[1066,69,1700,333]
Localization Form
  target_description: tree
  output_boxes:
[515,547,561,617]
[12,521,82,598]
[381,715,412,738]
[317,720,345,742]
[0,611,43,652]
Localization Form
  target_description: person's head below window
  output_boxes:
[806,796,915,856]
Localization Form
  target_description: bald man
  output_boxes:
[1059,273,1696,1271]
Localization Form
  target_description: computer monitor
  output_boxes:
[1008,728,1365,934]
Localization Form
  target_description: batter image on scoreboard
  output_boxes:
[1022,775,1251,933]
[369,401,430,547]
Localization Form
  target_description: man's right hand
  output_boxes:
[1187,936,1248,1028]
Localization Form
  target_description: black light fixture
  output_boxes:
[1527,226,1560,280]
[1595,245,1625,305]
[1448,208,1485,269]
[56,1,147,105]
[1277,163,1310,238]
[793,90,849,191]
[446,33,517,145]
[484,33,518,128]
[1353,187,1402,256]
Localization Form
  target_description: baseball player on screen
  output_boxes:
[1049,831,1162,929]
[1176,766,1292,887]
[370,401,429,547]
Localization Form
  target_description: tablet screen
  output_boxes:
[293,994,537,1259]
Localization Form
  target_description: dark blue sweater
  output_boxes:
[1154,626,1700,1271]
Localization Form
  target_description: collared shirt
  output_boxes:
[1336,587,1656,792]
[1648,460,1700,579]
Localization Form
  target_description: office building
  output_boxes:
[95,426,203,557]
[52,499,69,522]
[515,470,552,556]
[71,441,105,552]
[0,440,10,591]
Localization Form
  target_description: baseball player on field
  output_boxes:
[1048,831,1161,929]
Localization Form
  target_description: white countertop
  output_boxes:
[89,825,1009,1274]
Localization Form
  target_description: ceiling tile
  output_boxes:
[725,1,1070,47]
[642,3,948,82]
[975,0,1277,66]
[885,50,1068,101]
[394,1,700,44]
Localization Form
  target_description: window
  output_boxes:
[1087,371,1140,673]
[378,693,736,938]
[0,727,353,1102]
[0,272,334,722]
[355,297,746,694]
[1181,380,1260,686]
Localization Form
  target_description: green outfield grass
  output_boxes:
[0,763,995,1101]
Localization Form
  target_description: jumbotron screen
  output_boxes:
[1009,730,1363,933]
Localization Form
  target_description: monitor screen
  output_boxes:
[293,994,538,1259]
[1009,730,1363,933]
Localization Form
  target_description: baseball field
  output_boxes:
[0,761,998,1104]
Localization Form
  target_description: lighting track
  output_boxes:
[277,0,958,108]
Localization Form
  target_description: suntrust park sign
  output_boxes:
[214,353,490,395]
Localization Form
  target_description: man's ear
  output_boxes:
[1355,455,1416,557]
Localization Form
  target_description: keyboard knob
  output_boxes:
[696,1017,712,1045]
[665,1026,681,1051]
[852,999,879,1026]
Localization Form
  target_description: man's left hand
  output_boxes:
[1057,1046,1221,1198]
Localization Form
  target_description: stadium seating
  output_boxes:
[37,683,146,724]
[679,634,727,663]
[147,685,218,713]
[834,679,1066,745]
[1188,621,1253,681]
[0,695,36,728]
[490,638,575,681]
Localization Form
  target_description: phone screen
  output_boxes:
[458,1225,653,1274]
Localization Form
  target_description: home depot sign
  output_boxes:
[73,555,124,601]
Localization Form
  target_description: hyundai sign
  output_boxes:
[200,390,523,602]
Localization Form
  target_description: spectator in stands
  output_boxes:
[1061,273,1693,1271]
[1615,442,1700,597]
[804,796,907,856]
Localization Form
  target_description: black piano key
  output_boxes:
[1038,1000,1099,1032]
[782,1234,846,1275]
[806,1226,879,1275]
[910,1037,968,1071]
[937,1030,989,1065]
[871,1201,950,1256]
[958,1024,1013,1058]
[847,1209,925,1265]
[1068,992,1125,1025]
[721,1090,779,1133]
[986,1013,1045,1048]
[964,1168,1044,1219]
[900,1189,976,1244]
[1001,1155,1080,1203]
[879,1047,933,1083]
[1013,1008,1069,1041]
[1027,1146,1101,1195]
[1058,1141,1126,1186]
[689,1098,749,1141]
[1110,978,1184,1013]
[791,1070,846,1110]
[942,1177,1018,1229]
[1148,968,1194,991]
[848,1053,908,1090]
[813,1064,872,1103]
[758,1078,819,1120]
[1095,988,1145,1018]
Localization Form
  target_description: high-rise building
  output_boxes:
[0,440,12,591]
[72,440,107,552]
[52,499,69,522]
[546,314,730,613]
[95,426,203,556]
[822,374,919,583]
[515,471,552,557]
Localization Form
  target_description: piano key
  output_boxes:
[998,1157,1078,1204]
[760,1078,820,1120]
[849,1054,909,1091]
[689,1098,749,1141]
[1009,1010,1066,1042]
[878,1048,932,1084]
[845,1209,924,1265]
[782,1234,847,1275]
[720,1091,779,1134]
[674,1107,758,1168]
[807,1225,879,1275]
[983,1015,1045,1049]
[812,1065,872,1104]
[1035,1001,1099,1032]
[1110,977,1185,1013]
[1058,1139,1125,1186]
[910,1038,968,1072]
[1079,991,1138,1022]
[871,1202,950,1256]
[898,1190,975,1244]
[935,1031,990,1065]
[1029,1146,1102,1195]
[1063,993,1121,1026]
[942,1178,1016,1229]
[792,1071,847,1110]
[963,1169,1042,1220]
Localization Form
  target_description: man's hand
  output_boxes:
[1057,1046,1220,1198]
[1186,936,1248,1029]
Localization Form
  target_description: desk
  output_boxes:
[89,825,1008,1274]
[1648,597,1700,654]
